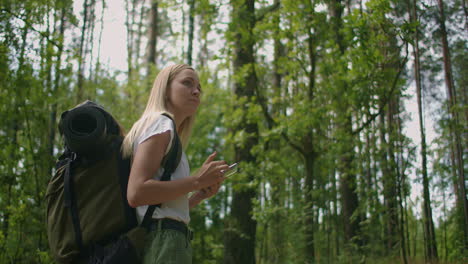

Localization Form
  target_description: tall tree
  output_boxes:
[187,0,195,65]
[47,5,68,173]
[125,0,146,79]
[267,1,286,262]
[327,0,362,251]
[125,0,135,78]
[77,0,92,102]
[147,0,158,74]
[76,0,96,103]
[395,105,410,264]
[379,107,399,254]
[223,1,259,263]
[437,0,468,251]
[407,0,438,260]
[254,0,321,260]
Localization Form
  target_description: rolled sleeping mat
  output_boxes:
[60,105,107,155]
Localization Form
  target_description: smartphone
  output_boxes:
[224,163,238,178]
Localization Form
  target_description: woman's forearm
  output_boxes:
[128,176,200,208]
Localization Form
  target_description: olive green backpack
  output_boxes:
[46,101,181,264]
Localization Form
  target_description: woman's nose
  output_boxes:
[193,87,200,97]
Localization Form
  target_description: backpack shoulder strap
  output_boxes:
[159,113,182,181]
[116,140,136,230]
[141,113,182,228]
[63,155,85,252]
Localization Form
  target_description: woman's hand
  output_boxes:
[189,152,227,209]
[194,152,228,190]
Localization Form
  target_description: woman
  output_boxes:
[122,64,228,263]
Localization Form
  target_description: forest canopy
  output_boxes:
[0,0,466,263]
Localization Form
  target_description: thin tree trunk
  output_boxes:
[77,0,90,103]
[437,0,468,250]
[94,0,105,82]
[363,123,373,249]
[410,0,438,260]
[379,110,397,254]
[326,184,332,264]
[198,25,209,68]
[338,116,361,246]
[0,16,13,252]
[463,0,468,30]
[187,0,195,65]
[413,217,418,258]
[86,0,97,86]
[135,0,146,75]
[331,163,340,258]
[398,176,408,264]
[259,186,268,264]
[442,190,448,261]
[302,5,318,260]
[268,2,285,261]
[304,152,316,263]
[404,194,411,257]
[2,17,22,238]
[395,103,408,264]
[389,100,400,256]
[8,22,31,262]
[125,0,136,79]
[48,5,67,178]
[147,0,158,74]
[371,121,385,250]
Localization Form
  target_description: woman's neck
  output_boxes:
[166,104,187,130]
[169,111,185,130]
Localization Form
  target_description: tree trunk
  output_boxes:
[328,0,345,54]
[442,191,449,260]
[328,0,362,251]
[437,0,468,250]
[395,109,408,264]
[223,1,258,263]
[331,161,340,257]
[86,0,97,86]
[407,0,439,260]
[196,0,217,68]
[125,0,137,79]
[379,110,398,254]
[268,2,285,261]
[338,115,361,246]
[147,0,158,74]
[463,0,468,31]
[135,0,146,75]
[0,15,13,250]
[302,11,318,260]
[187,0,195,65]
[48,5,67,178]
[94,0,106,82]
[304,151,316,262]
[3,17,30,252]
[77,0,89,103]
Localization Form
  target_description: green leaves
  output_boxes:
[0,0,465,262]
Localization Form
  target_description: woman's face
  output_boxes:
[167,69,201,118]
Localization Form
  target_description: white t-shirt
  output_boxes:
[133,114,191,224]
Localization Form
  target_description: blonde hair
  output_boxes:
[121,64,197,157]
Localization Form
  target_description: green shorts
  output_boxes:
[142,222,193,264]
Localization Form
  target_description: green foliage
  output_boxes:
[0,0,466,263]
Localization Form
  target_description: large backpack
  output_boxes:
[46,100,181,264]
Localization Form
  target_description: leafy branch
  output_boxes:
[352,42,409,135]
[1,8,66,51]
